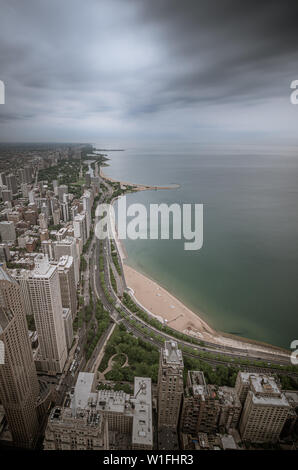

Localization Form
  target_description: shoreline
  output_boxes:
[100,166,180,191]
[123,263,289,357]
[101,165,290,358]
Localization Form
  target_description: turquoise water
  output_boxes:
[98,143,298,348]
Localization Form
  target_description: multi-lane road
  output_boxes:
[89,183,296,378]
[57,173,297,407]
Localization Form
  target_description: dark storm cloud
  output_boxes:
[0,0,298,142]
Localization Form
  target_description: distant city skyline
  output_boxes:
[0,0,298,144]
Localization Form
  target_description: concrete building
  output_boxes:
[39,213,48,230]
[0,266,40,448]
[44,373,153,450]
[26,254,68,374]
[24,209,37,226]
[21,183,29,198]
[56,255,77,319]
[82,190,92,239]
[181,371,220,435]
[158,341,184,429]
[52,180,58,196]
[0,172,7,186]
[217,386,242,431]
[52,208,61,226]
[282,391,298,437]
[0,243,11,263]
[237,372,290,443]
[2,189,13,202]
[54,237,80,285]
[61,200,69,223]
[6,174,17,195]
[44,401,108,450]
[73,212,87,245]
[24,165,33,183]
[0,221,16,242]
[62,308,73,351]
[7,211,22,225]
[58,185,68,203]
[41,239,54,260]
[40,229,49,242]
[56,227,68,241]
[131,377,153,450]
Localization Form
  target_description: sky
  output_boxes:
[0,0,298,145]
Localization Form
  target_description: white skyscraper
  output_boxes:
[27,254,67,374]
[54,237,80,285]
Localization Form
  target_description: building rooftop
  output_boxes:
[249,389,290,407]
[220,434,237,450]
[72,372,95,412]
[284,391,298,408]
[163,341,184,367]
[57,255,73,270]
[132,377,153,447]
[30,254,56,278]
[0,264,16,283]
[68,373,153,447]
[250,374,281,398]
[49,405,103,429]
[96,389,131,414]
[188,370,207,396]
[217,386,241,407]
[238,373,291,407]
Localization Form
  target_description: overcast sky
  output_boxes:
[0,0,298,145]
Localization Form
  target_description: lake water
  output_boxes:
[97,143,298,349]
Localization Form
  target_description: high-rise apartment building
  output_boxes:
[82,190,93,238]
[237,372,290,443]
[181,370,220,434]
[0,221,16,243]
[54,237,80,285]
[2,189,13,202]
[0,172,7,187]
[0,243,11,263]
[62,308,73,351]
[6,174,17,195]
[56,255,77,319]
[27,254,67,374]
[158,341,184,429]
[0,266,40,448]
[58,185,68,203]
[73,212,87,245]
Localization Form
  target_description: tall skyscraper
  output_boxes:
[157,341,184,429]
[56,255,77,319]
[73,213,87,245]
[6,174,17,195]
[27,254,67,374]
[0,221,16,243]
[54,237,80,285]
[0,266,39,448]
[82,190,92,238]
[58,184,68,203]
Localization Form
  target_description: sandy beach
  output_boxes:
[123,263,290,357]
[100,166,179,191]
[101,167,290,359]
